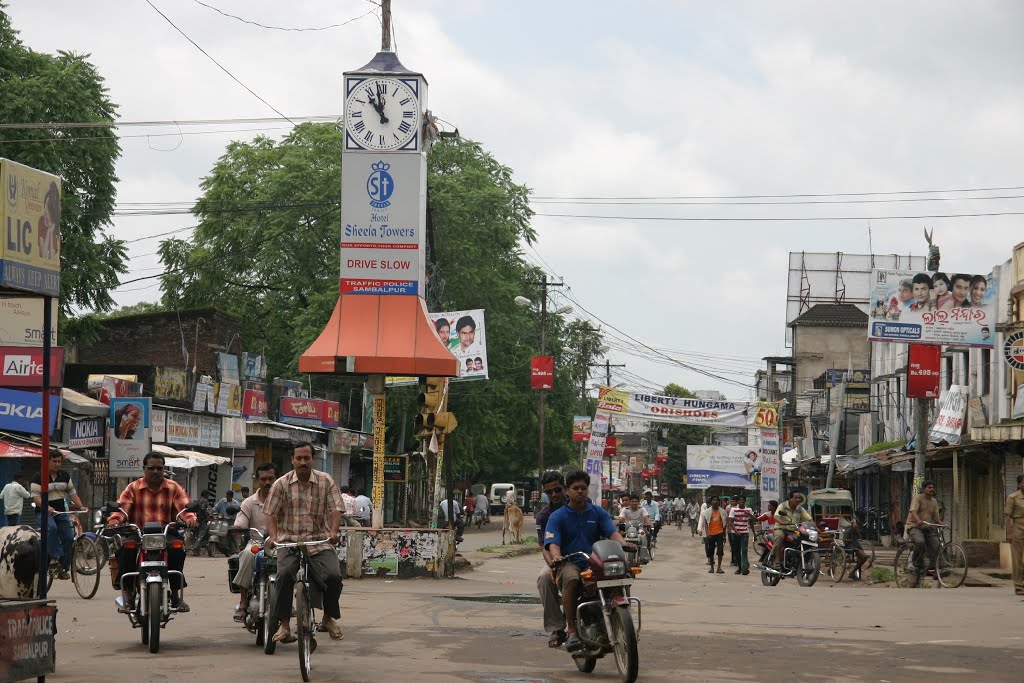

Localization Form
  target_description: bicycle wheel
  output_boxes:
[297,582,312,682]
[828,546,847,582]
[263,576,278,655]
[894,545,918,588]
[937,543,968,588]
[72,536,102,599]
[859,539,877,569]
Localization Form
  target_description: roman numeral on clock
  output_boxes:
[378,135,385,146]
[398,121,412,135]
[403,110,415,119]
[363,130,373,143]
[400,97,411,106]
[353,120,365,133]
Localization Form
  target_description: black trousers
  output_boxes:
[115,532,187,593]
[706,533,725,562]
[274,548,343,621]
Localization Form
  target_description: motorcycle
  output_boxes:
[228,529,279,654]
[754,523,821,587]
[206,502,241,557]
[104,500,201,653]
[553,541,642,683]
[619,523,650,566]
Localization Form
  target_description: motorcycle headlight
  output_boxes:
[807,529,819,542]
[142,534,167,550]
[626,527,638,538]
[602,561,626,577]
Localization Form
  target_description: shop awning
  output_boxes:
[152,444,231,470]
[0,433,73,459]
[62,387,109,417]
[298,294,459,377]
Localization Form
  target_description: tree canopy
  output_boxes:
[158,125,594,480]
[0,7,126,319]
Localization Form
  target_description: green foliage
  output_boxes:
[863,439,907,455]
[870,566,895,583]
[660,383,711,493]
[0,7,127,319]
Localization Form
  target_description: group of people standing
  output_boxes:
[695,494,754,575]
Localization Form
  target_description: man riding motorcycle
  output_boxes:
[641,491,662,543]
[545,469,631,653]
[534,470,568,648]
[106,451,198,611]
[770,490,813,568]
[231,462,278,622]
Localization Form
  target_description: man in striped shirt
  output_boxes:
[107,451,198,611]
[728,497,753,575]
[31,451,87,579]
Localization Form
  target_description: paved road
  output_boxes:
[43,523,1024,682]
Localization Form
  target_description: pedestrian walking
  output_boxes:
[1005,473,1024,597]
[728,497,753,575]
[702,496,726,574]
[2,477,32,526]
[726,495,739,566]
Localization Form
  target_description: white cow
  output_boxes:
[0,525,40,599]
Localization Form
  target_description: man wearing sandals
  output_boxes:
[906,481,942,575]
[231,462,277,622]
[264,442,345,643]
[1004,473,1024,597]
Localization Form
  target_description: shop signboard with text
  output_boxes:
[63,415,104,448]
[109,397,151,476]
[908,344,941,398]
[280,397,324,427]
[868,269,998,347]
[0,345,63,387]
[0,386,59,435]
[686,445,758,489]
[0,159,62,295]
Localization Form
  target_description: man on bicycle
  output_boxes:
[231,462,278,622]
[906,480,943,573]
[31,451,87,580]
[106,451,198,610]
[264,442,344,643]
[770,490,812,568]
[641,490,662,542]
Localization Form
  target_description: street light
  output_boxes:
[515,291,573,477]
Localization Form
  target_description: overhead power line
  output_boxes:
[0,116,339,130]
[529,194,1024,207]
[529,184,1024,200]
[192,0,378,32]
[534,210,1024,222]
[144,0,293,123]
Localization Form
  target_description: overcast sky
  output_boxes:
[7,1,1024,400]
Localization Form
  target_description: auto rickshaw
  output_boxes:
[808,488,875,581]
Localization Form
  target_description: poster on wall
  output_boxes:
[232,451,254,493]
[108,397,151,476]
[686,445,758,489]
[868,269,998,347]
[929,385,968,445]
[154,367,188,401]
[151,408,166,442]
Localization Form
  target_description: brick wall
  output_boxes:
[75,308,242,375]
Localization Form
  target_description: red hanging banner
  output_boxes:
[530,355,554,390]
[907,344,941,398]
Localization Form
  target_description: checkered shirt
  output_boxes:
[108,477,196,527]
[263,469,343,553]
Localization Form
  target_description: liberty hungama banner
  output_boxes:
[595,385,769,428]
[868,269,998,347]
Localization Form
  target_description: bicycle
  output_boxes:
[271,538,332,682]
[43,509,103,599]
[820,527,876,582]
[893,522,967,589]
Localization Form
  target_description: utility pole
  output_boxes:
[533,274,564,477]
[605,359,625,386]
[914,232,940,494]
[380,0,392,51]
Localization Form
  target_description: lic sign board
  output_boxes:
[339,155,426,295]
[0,159,62,296]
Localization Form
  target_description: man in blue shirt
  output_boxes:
[641,490,662,543]
[544,470,631,653]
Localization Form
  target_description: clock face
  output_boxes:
[345,77,419,151]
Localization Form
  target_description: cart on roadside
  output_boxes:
[808,488,876,582]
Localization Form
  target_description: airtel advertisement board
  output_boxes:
[0,346,63,388]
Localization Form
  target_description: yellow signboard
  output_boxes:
[0,159,62,295]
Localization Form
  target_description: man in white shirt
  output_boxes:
[2,477,32,526]
[438,497,464,541]
[474,492,491,523]
[354,489,372,526]
[231,463,276,621]
[640,491,662,542]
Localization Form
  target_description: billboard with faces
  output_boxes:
[867,269,997,348]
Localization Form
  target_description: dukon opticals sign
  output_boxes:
[339,155,426,295]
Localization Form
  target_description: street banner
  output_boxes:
[686,445,758,489]
[340,154,425,295]
[0,159,62,295]
[530,355,554,390]
[0,295,58,347]
[1004,330,1024,371]
[387,308,490,385]
[154,367,188,401]
[908,344,941,398]
[0,387,59,435]
[166,411,201,447]
[0,346,63,387]
[63,415,104,448]
[595,385,768,428]
[583,412,611,505]
[868,269,998,347]
[758,428,780,508]
[929,385,968,445]
[109,397,150,476]
[572,415,592,441]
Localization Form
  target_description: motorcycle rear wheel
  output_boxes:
[264,581,278,655]
[609,607,639,683]
[797,552,821,587]
[760,566,780,586]
[574,655,597,673]
[148,584,161,653]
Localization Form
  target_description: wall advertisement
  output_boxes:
[387,309,489,385]
[686,445,758,490]
[0,159,62,295]
[595,385,767,428]
[868,269,998,347]
[583,411,611,503]
[166,411,201,447]
[108,397,151,477]
[0,295,58,347]
[0,345,63,388]
[154,367,188,401]
[339,154,426,295]
[63,415,104,449]
[0,387,59,435]
[929,385,969,446]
